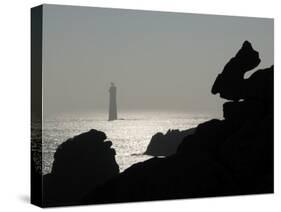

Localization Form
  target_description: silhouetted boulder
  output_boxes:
[144,128,196,156]
[221,65,273,124]
[43,129,119,207]
[211,41,260,101]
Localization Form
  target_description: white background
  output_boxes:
[0,0,280,211]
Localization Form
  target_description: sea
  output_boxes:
[40,111,211,175]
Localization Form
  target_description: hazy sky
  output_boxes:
[42,4,273,117]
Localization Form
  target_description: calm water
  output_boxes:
[41,111,211,174]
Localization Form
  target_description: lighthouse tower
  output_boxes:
[108,82,117,121]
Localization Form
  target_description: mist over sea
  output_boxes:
[41,111,211,174]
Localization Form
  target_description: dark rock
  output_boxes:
[177,119,239,158]
[43,129,119,206]
[144,128,196,156]
[83,154,238,204]
[244,65,274,103]
[219,114,273,193]
[223,100,266,122]
[211,41,260,101]
[220,65,273,126]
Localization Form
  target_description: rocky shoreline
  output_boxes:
[40,41,273,207]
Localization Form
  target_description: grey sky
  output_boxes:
[42,4,273,117]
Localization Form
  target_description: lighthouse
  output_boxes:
[108,82,117,121]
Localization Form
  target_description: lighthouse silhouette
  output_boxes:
[108,82,117,121]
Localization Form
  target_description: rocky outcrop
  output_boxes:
[83,153,238,204]
[244,65,274,102]
[219,114,273,193]
[211,41,261,101]
[43,129,119,207]
[82,41,273,205]
[144,128,196,156]
[223,100,266,123]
